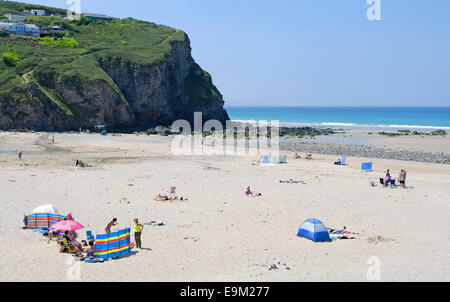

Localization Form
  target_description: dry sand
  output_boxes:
[0,131,449,282]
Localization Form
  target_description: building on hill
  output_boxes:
[40,26,66,37]
[30,9,46,16]
[23,10,31,15]
[4,14,26,22]
[0,21,40,38]
[82,13,110,21]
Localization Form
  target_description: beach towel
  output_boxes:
[330,232,358,240]
[84,257,105,263]
[245,192,261,197]
[329,228,359,240]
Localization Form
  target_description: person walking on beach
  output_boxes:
[133,218,144,249]
[18,151,23,160]
[105,218,117,234]
[399,169,407,188]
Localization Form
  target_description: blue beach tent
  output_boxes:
[297,218,331,242]
[101,130,107,136]
[258,155,270,164]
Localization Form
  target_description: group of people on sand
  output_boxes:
[154,186,185,202]
[105,217,144,249]
[75,160,90,168]
[294,152,312,159]
[245,186,262,197]
[382,169,407,188]
[46,218,96,259]
[154,194,184,201]
[44,217,144,260]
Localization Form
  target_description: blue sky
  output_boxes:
[17,0,450,107]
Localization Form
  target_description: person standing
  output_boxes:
[18,151,23,160]
[133,218,144,249]
[399,169,407,188]
[105,218,117,234]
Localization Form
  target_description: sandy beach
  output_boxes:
[0,130,449,282]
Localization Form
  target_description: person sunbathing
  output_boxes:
[83,240,95,258]
[245,186,262,197]
[74,240,95,259]
[279,179,299,183]
[334,159,341,165]
[329,226,358,239]
[306,153,312,159]
[329,226,347,234]
[155,194,184,201]
[70,233,83,252]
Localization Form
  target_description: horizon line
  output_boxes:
[225,105,450,108]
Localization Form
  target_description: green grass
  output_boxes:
[0,2,189,121]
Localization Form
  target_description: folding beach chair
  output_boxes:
[60,237,77,254]
[86,230,94,241]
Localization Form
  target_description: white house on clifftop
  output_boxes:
[0,21,40,38]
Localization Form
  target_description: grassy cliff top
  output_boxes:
[0,1,67,15]
[0,2,187,103]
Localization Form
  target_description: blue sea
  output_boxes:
[225,107,450,130]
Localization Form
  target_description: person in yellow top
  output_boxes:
[133,218,144,249]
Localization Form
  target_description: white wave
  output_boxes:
[320,122,357,127]
[231,120,450,131]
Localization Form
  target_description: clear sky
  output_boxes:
[15,0,450,107]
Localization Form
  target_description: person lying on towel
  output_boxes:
[154,194,184,201]
[329,226,358,239]
[245,186,262,197]
[279,179,300,183]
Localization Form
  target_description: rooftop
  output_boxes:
[82,13,110,19]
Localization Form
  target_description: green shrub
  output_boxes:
[39,36,79,48]
[2,51,20,66]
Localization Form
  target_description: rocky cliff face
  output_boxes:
[0,36,229,132]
